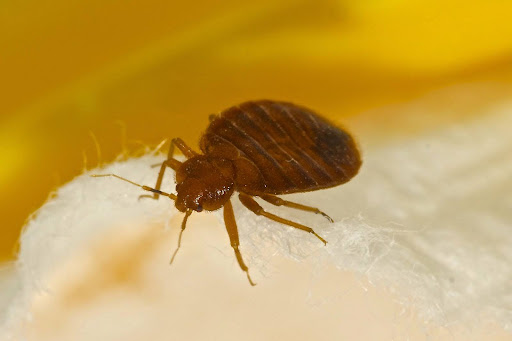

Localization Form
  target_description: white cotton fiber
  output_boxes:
[1,153,177,339]
[214,102,512,328]
[1,101,512,339]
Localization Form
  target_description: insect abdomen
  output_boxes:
[201,100,361,195]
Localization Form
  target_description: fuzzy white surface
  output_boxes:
[2,102,512,339]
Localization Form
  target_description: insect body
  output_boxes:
[94,100,361,285]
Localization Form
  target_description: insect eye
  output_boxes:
[196,204,203,212]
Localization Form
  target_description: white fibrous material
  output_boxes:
[2,102,512,338]
[2,154,177,339]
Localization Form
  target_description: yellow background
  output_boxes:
[1,0,512,261]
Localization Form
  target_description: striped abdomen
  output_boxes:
[200,100,361,195]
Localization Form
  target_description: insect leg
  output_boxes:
[258,194,333,222]
[140,138,194,200]
[223,199,256,286]
[238,193,327,245]
[171,137,199,158]
[170,209,193,264]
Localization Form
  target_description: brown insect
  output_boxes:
[94,100,361,285]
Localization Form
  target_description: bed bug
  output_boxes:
[93,100,361,285]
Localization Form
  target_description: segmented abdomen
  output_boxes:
[201,100,361,195]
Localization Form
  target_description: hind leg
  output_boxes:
[239,193,327,245]
[258,194,333,222]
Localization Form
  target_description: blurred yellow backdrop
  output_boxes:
[1,0,512,261]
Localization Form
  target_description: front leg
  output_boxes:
[223,200,256,286]
[140,138,197,200]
